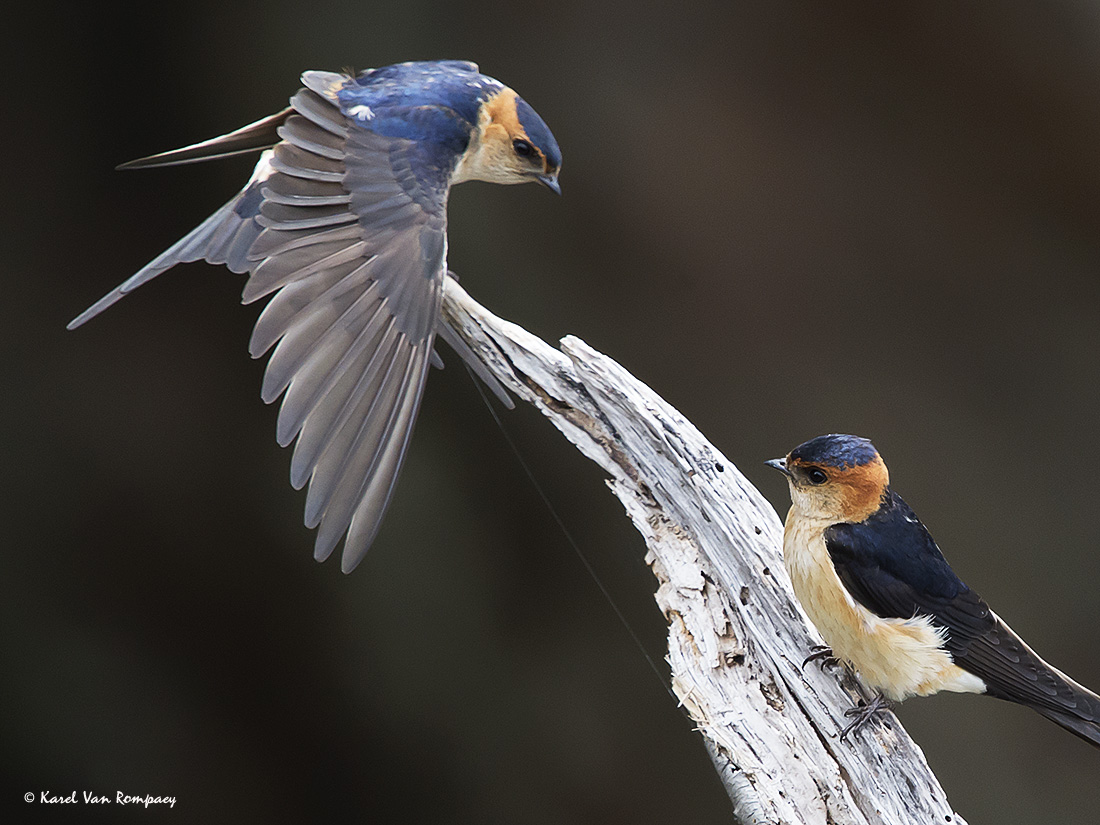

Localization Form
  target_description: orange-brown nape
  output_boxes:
[782,434,890,523]
[482,88,524,137]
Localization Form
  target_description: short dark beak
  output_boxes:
[765,458,791,478]
[537,174,561,195]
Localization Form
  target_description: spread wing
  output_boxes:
[825,492,1100,739]
[70,74,456,572]
[253,85,448,573]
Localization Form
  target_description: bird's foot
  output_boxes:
[838,692,894,741]
[802,644,841,671]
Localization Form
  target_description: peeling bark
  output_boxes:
[441,279,967,825]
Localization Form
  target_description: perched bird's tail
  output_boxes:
[969,613,1100,749]
[67,110,291,330]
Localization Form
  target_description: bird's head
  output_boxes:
[766,434,889,523]
[452,87,562,193]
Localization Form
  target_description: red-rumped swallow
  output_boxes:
[768,433,1100,745]
[68,61,561,573]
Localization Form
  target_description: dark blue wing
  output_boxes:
[825,492,1100,726]
[824,492,978,622]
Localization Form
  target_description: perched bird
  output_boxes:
[767,434,1100,745]
[69,60,561,573]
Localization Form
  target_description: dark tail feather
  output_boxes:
[117,107,293,170]
[958,611,1100,749]
[1033,704,1100,748]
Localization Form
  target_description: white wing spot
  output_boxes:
[349,105,375,120]
[466,78,504,90]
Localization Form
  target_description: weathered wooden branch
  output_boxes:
[441,279,968,825]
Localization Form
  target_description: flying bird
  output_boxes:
[768,434,1100,745]
[69,60,562,573]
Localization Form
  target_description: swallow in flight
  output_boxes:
[68,60,561,572]
[768,434,1100,745]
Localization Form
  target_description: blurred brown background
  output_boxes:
[7,1,1100,822]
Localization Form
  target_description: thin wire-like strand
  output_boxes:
[464,363,679,705]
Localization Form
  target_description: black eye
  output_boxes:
[512,138,534,158]
[806,468,828,485]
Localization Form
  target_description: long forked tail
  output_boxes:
[68,109,292,330]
